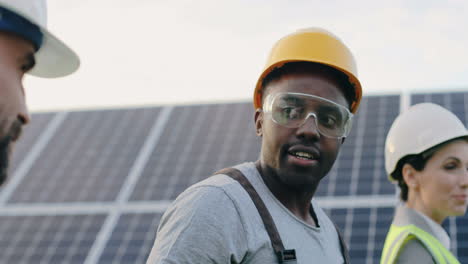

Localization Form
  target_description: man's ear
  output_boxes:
[402,163,419,189]
[254,109,263,137]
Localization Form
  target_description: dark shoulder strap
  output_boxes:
[333,222,350,264]
[214,167,296,263]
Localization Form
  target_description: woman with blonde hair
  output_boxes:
[381,103,468,264]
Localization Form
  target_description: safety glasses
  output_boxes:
[263,92,353,138]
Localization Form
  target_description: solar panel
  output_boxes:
[129,103,260,201]
[412,91,468,124]
[7,108,160,203]
[455,216,468,262]
[0,91,466,264]
[316,95,400,197]
[97,213,162,264]
[0,214,106,264]
[9,113,55,173]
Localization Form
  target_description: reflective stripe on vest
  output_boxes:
[380,224,460,264]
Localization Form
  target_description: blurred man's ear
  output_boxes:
[254,109,263,137]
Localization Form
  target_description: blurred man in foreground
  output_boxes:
[0,0,79,185]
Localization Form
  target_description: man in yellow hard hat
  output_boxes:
[147,28,362,264]
[0,0,79,185]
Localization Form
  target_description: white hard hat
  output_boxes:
[385,103,468,182]
[0,0,79,78]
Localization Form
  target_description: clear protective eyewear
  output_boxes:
[263,92,354,138]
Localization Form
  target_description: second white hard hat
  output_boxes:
[385,103,468,182]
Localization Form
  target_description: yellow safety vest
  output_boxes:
[381,224,459,264]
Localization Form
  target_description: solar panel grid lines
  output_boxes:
[16,215,51,262]
[443,92,452,111]
[365,207,378,264]
[39,214,75,264]
[16,112,79,202]
[132,107,191,201]
[465,93,468,125]
[66,212,104,264]
[211,104,251,175]
[1,217,24,262]
[0,214,106,264]
[115,215,156,263]
[126,216,156,264]
[456,216,468,263]
[449,217,457,257]
[9,113,55,173]
[1,215,30,261]
[8,108,161,204]
[185,105,228,189]
[129,103,260,202]
[84,211,120,264]
[97,213,162,264]
[84,107,171,264]
[343,98,367,243]
[0,112,68,205]
[80,109,155,202]
[58,112,111,202]
[116,106,173,203]
[130,138,171,201]
[160,106,206,200]
[369,102,385,196]
[374,207,394,262]
[340,207,394,263]
[107,213,134,262]
[399,91,411,113]
[236,105,259,163]
[73,109,139,202]
[324,158,338,197]
[135,216,161,262]
[369,96,394,196]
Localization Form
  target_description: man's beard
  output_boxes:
[0,120,23,186]
[0,134,11,185]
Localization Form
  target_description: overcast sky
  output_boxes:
[25,0,468,112]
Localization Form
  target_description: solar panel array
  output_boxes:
[0,91,467,264]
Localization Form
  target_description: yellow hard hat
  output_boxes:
[254,28,362,113]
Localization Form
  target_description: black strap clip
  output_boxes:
[277,249,297,263]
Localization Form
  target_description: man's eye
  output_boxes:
[282,107,303,119]
[316,113,336,127]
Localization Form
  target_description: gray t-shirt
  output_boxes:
[146,162,344,264]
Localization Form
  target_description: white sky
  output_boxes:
[25,0,468,112]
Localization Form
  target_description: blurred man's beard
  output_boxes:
[0,135,11,186]
[0,120,23,186]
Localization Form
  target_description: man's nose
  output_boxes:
[17,95,30,125]
[296,113,320,140]
[18,112,30,125]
